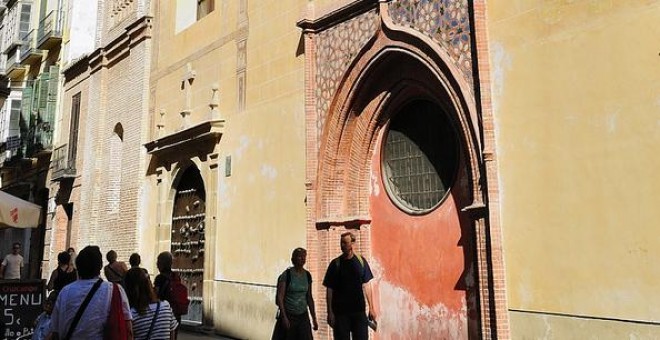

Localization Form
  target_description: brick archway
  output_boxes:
[315,27,482,229]
[303,5,508,337]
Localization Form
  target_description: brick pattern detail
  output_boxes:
[77,25,152,263]
[471,0,510,338]
[109,0,137,30]
[389,0,474,88]
[315,9,379,139]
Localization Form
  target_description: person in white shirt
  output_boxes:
[49,245,133,339]
[0,242,24,279]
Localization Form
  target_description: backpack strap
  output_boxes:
[106,264,124,281]
[285,268,291,289]
[63,279,103,340]
[145,301,161,340]
[334,254,365,277]
[305,270,312,286]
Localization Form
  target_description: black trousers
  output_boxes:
[333,312,367,340]
[273,312,313,340]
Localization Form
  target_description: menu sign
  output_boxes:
[1,280,44,339]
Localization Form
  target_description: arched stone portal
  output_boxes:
[299,1,507,338]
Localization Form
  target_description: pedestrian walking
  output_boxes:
[49,245,133,339]
[154,251,189,340]
[0,242,24,279]
[129,252,149,276]
[273,247,318,340]
[322,232,377,340]
[124,267,178,340]
[47,251,78,292]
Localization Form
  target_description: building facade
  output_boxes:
[146,0,307,337]
[44,0,98,275]
[0,0,64,279]
[39,0,660,339]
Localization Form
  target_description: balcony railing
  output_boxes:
[20,29,42,63]
[51,143,76,181]
[37,10,63,50]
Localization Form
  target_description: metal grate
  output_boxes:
[384,130,444,210]
[382,100,458,214]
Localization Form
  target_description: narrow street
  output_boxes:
[179,329,235,340]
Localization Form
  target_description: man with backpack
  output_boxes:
[273,247,318,339]
[322,232,377,340]
[154,251,189,339]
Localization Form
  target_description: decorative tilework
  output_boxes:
[388,0,473,87]
[315,9,379,139]
[110,0,136,27]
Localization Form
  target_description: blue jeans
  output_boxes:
[333,312,367,340]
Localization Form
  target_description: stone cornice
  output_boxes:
[297,0,377,33]
[61,55,91,87]
[89,15,153,73]
[144,119,225,158]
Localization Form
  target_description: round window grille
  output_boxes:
[382,100,459,214]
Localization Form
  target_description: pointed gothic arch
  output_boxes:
[304,3,507,337]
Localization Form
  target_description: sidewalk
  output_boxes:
[179,329,236,340]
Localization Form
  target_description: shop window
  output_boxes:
[382,100,459,214]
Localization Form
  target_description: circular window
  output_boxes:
[382,100,459,214]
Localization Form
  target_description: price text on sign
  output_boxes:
[1,280,44,339]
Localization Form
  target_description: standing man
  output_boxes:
[0,242,24,279]
[323,232,377,340]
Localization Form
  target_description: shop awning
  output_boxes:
[0,191,42,229]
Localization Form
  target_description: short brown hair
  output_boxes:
[340,232,356,242]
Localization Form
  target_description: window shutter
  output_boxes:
[21,84,33,128]
[45,65,59,129]
[38,72,49,112]
[9,100,21,134]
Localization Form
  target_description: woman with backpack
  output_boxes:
[273,247,319,340]
[124,268,178,340]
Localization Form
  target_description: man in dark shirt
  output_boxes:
[323,232,377,340]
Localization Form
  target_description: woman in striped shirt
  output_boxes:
[124,268,178,340]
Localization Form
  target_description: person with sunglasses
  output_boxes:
[1,242,24,280]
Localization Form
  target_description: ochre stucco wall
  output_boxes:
[151,1,308,336]
[487,0,660,335]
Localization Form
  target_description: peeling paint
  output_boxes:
[369,136,477,338]
[606,111,618,134]
[218,176,230,209]
[542,315,553,339]
[260,164,278,180]
[490,42,511,115]
[370,169,381,197]
[235,135,250,160]
[377,280,468,339]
